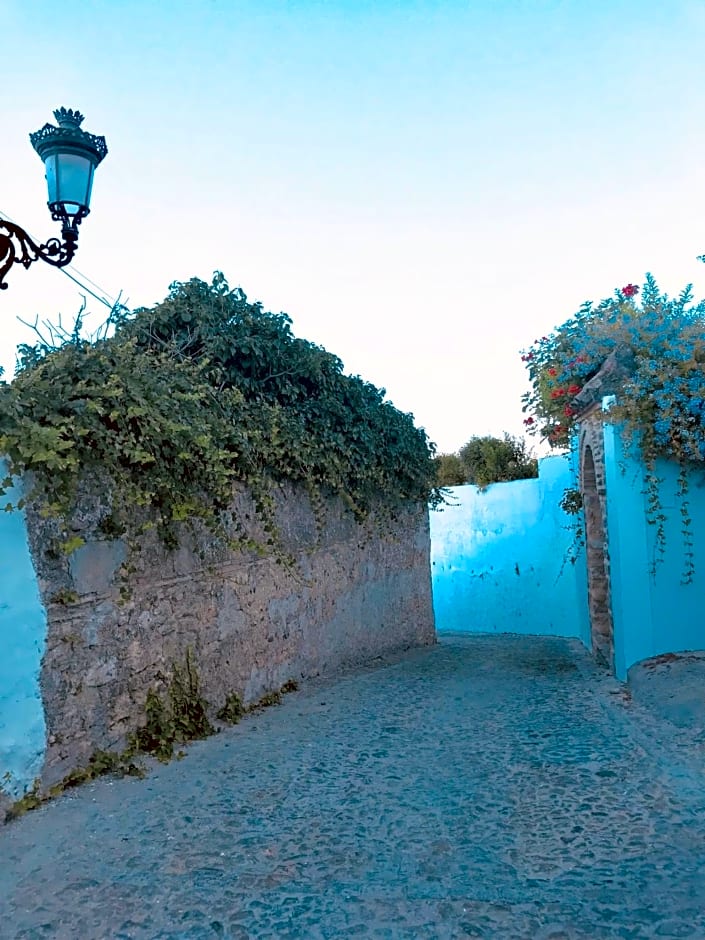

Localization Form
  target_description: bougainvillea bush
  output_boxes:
[521,274,705,461]
[521,273,705,577]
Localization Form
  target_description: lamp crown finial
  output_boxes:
[53,107,85,129]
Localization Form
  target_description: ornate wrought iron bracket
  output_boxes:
[0,218,78,290]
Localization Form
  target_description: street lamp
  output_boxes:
[0,107,108,290]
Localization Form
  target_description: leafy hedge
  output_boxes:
[435,434,538,488]
[0,273,439,550]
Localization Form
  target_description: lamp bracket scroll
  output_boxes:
[0,218,77,290]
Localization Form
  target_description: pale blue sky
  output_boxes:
[2,0,704,452]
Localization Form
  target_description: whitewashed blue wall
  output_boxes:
[602,426,705,679]
[0,462,47,797]
[431,455,589,641]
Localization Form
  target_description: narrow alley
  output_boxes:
[2,635,704,939]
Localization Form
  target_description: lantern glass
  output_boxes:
[44,152,95,216]
[30,108,108,230]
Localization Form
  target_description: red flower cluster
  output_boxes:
[621,283,639,298]
[547,367,557,377]
[550,388,566,399]
[568,384,581,395]
[564,405,575,417]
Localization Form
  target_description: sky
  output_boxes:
[1,0,704,454]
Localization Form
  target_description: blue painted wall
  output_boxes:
[603,427,705,679]
[430,455,589,641]
[0,462,47,798]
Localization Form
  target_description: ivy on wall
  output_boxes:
[0,273,440,551]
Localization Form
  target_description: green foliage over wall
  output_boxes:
[435,434,538,489]
[0,273,440,549]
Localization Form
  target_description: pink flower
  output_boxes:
[621,283,639,298]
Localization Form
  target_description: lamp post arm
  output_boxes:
[0,218,78,290]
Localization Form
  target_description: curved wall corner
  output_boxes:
[0,462,47,798]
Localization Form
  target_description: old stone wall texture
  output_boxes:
[25,484,434,788]
[578,410,614,669]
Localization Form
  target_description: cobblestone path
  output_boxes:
[2,634,705,939]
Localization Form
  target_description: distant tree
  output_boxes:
[459,434,538,489]
[434,433,538,489]
[434,453,467,487]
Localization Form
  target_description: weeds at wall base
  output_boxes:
[3,751,144,823]
[2,660,300,824]
[216,692,245,724]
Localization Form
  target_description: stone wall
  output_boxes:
[578,408,615,669]
[22,484,434,789]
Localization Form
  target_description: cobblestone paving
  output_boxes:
[3,634,705,939]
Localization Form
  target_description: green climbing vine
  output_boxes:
[558,485,585,569]
[0,273,441,555]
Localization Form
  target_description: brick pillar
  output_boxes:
[579,415,614,670]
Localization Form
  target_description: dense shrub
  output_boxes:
[435,434,538,489]
[434,453,468,487]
